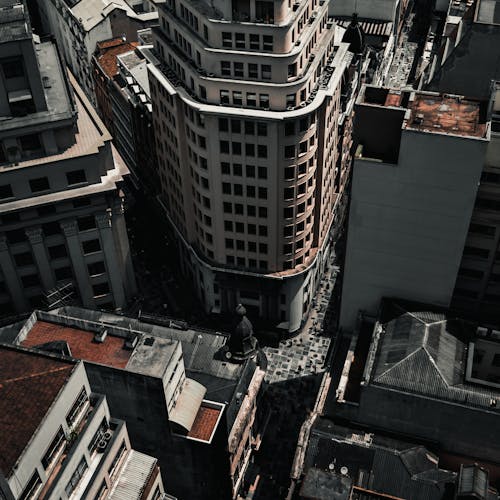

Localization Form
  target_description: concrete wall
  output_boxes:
[340,129,488,331]
[328,0,399,21]
[346,384,500,460]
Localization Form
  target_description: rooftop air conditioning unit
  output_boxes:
[295,40,301,46]
[300,101,307,107]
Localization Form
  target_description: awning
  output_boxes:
[169,378,206,432]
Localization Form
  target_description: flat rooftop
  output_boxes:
[0,0,30,42]
[0,345,75,476]
[476,0,500,24]
[95,39,139,79]
[22,320,132,368]
[187,402,224,443]
[406,93,488,137]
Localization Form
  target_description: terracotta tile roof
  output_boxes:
[23,321,132,369]
[96,39,139,79]
[187,404,222,442]
[0,346,75,476]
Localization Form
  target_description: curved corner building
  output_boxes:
[146,0,355,333]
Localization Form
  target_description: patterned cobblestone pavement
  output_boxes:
[254,262,339,499]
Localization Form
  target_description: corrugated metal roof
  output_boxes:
[169,378,206,432]
[108,450,156,500]
[370,303,500,409]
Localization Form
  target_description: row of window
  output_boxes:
[0,170,87,201]
[222,182,268,199]
[222,202,268,218]
[221,162,268,180]
[221,61,271,80]
[220,141,268,158]
[224,222,268,237]
[226,255,268,270]
[222,32,273,51]
[220,90,269,108]
[218,118,268,136]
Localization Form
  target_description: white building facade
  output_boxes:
[145,0,356,333]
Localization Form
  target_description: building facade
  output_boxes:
[339,85,490,331]
[36,0,160,101]
[0,345,165,500]
[0,1,136,316]
[144,0,358,333]
[5,306,268,500]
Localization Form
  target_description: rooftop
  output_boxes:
[406,93,488,137]
[22,320,132,368]
[0,40,73,134]
[95,39,139,79]
[359,86,489,138]
[303,418,457,500]
[476,0,500,24]
[0,0,30,42]
[187,401,224,443]
[108,450,158,500]
[0,345,75,476]
[364,300,500,409]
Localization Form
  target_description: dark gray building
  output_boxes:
[331,299,500,464]
[0,0,136,316]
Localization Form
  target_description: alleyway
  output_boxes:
[254,260,339,499]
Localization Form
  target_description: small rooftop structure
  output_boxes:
[406,93,488,137]
[95,38,140,79]
[0,345,75,475]
[0,0,30,42]
[476,0,500,24]
[301,419,457,500]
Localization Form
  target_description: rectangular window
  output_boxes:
[82,239,101,255]
[233,91,243,106]
[234,62,244,77]
[248,63,258,78]
[14,251,34,267]
[65,457,88,497]
[220,90,230,104]
[66,170,87,185]
[93,282,110,297]
[220,141,230,154]
[21,274,40,288]
[257,122,267,136]
[2,58,24,79]
[231,120,241,134]
[285,145,295,158]
[258,145,267,158]
[259,94,269,108]
[0,184,13,199]
[29,177,50,193]
[463,246,489,259]
[55,266,73,281]
[66,387,88,426]
[77,215,96,232]
[235,32,245,48]
[222,32,232,47]
[469,223,495,237]
[219,118,229,131]
[19,471,42,500]
[20,134,42,153]
[263,35,273,50]
[250,34,260,50]
[284,121,295,135]
[246,93,257,107]
[245,143,255,156]
[221,61,231,76]
[48,244,67,259]
[245,121,255,135]
[261,64,271,80]
[42,427,65,469]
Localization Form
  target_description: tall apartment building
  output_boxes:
[339,85,490,331]
[36,0,160,101]
[451,84,500,323]
[0,0,136,316]
[0,344,165,500]
[145,0,357,333]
